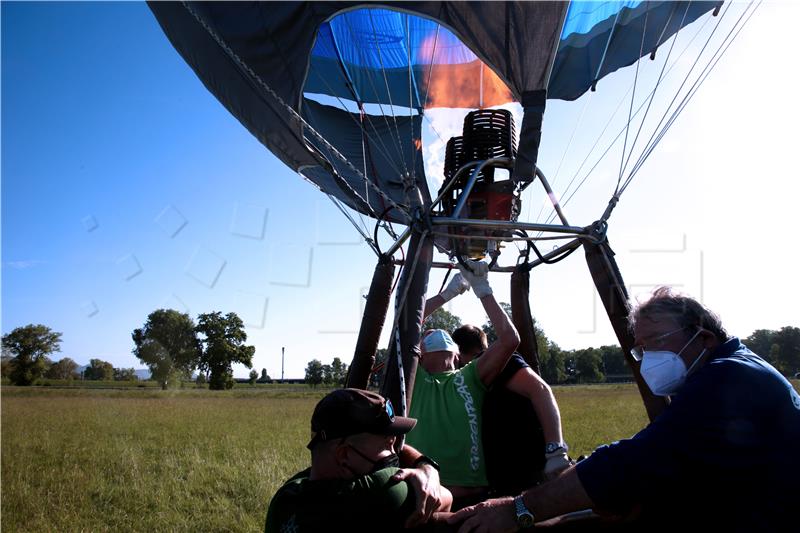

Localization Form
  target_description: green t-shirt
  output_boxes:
[406,360,488,487]
[265,467,415,533]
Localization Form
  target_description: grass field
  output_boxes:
[4,382,792,532]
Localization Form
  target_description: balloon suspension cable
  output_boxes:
[619,1,760,195]
[541,3,743,229]
[180,1,412,225]
[326,193,380,254]
[615,2,692,192]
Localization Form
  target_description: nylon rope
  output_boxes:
[308,70,408,190]
[620,1,760,195]
[180,1,411,224]
[535,4,720,231]
[367,9,412,179]
[324,193,380,254]
[617,0,733,194]
[591,6,624,89]
[615,2,693,192]
[616,5,650,192]
[340,12,410,178]
[528,87,594,225]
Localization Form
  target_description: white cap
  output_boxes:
[422,329,458,354]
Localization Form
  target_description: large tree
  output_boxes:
[46,357,80,380]
[3,324,62,385]
[196,312,255,390]
[132,309,200,390]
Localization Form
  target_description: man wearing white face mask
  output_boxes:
[448,286,800,532]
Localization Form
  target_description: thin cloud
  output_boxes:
[3,260,46,270]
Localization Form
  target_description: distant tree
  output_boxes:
[541,343,567,384]
[259,368,271,383]
[481,302,514,343]
[573,348,605,383]
[84,358,114,381]
[598,345,631,377]
[744,326,800,376]
[133,309,201,390]
[3,324,62,385]
[321,363,333,385]
[249,369,259,385]
[305,359,324,388]
[774,326,800,376]
[330,357,348,386]
[113,367,138,382]
[195,372,207,386]
[46,357,80,380]
[743,329,775,361]
[196,311,255,390]
[424,308,462,334]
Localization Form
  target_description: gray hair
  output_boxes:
[630,286,728,342]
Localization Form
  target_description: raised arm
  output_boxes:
[458,260,519,386]
[423,272,470,319]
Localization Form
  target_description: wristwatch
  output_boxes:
[412,455,440,471]
[545,441,568,455]
[514,494,535,528]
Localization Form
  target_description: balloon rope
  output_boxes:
[180,2,412,224]
[537,4,725,231]
[367,10,412,179]
[616,3,692,192]
[341,13,410,177]
[620,1,760,194]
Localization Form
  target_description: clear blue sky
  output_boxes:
[3,2,798,378]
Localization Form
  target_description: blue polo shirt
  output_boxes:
[575,338,800,531]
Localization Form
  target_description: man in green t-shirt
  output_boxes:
[406,259,520,509]
[265,389,452,532]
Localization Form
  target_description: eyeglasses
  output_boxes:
[630,326,687,361]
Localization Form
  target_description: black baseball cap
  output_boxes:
[307,388,417,449]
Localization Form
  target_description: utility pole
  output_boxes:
[281,346,285,383]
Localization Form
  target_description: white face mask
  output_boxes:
[640,329,706,396]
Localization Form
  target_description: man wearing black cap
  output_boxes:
[265,388,452,532]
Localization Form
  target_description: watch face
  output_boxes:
[518,512,534,528]
[545,442,562,454]
[515,496,535,528]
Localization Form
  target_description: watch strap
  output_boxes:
[412,454,440,471]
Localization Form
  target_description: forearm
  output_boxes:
[423,295,445,320]
[507,369,564,444]
[476,295,520,384]
[522,466,593,522]
[529,383,563,444]
[399,444,424,467]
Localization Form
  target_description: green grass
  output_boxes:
[1,387,329,532]
[4,382,795,531]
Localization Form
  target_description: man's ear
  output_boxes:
[334,441,349,466]
[699,328,720,350]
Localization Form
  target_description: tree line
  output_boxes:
[304,357,349,387]
[2,308,259,390]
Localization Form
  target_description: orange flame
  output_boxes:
[422,59,514,109]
